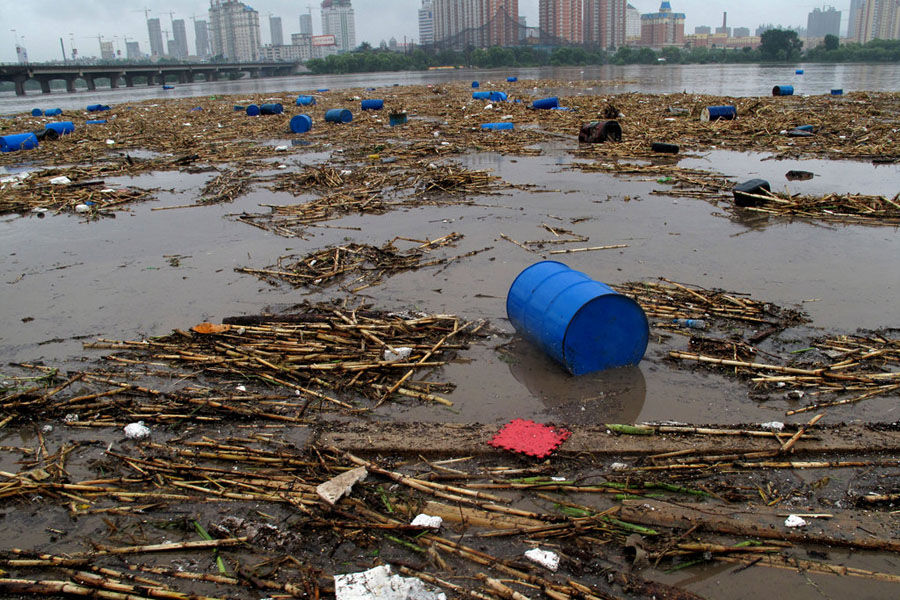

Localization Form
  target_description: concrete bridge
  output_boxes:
[0,62,299,96]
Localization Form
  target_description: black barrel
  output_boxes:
[733,179,771,207]
[651,142,679,154]
[578,120,622,143]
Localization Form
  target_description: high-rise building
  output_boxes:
[853,0,899,43]
[16,44,28,64]
[321,0,356,53]
[433,0,520,49]
[147,17,165,57]
[848,0,864,38]
[807,7,841,38]
[269,15,284,46]
[100,40,116,61]
[172,19,189,59]
[640,1,685,47]
[209,0,262,62]
[694,25,711,35]
[583,0,627,49]
[126,41,142,59]
[733,27,750,38]
[625,3,641,39]
[419,0,435,45]
[195,19,211,57]
[539,0,584,44]
[299,13,314,35]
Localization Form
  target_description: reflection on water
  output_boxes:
[503,337,646,425]
[3,63,899,115]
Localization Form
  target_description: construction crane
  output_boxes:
[132,7,152,20]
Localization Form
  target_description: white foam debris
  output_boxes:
[784,515,807,528]
[123,421,151,439]
[411,514,443,529]
[334,565,446,600]
[383,347,412,362]
[760,422,785,431]
[316,466,368,505]
[525,548,560,572]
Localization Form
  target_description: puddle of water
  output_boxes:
[2,149,898,427]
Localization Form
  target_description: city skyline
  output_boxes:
[3,1,859,62]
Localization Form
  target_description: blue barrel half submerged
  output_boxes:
[290,114,313,133]
[489,91,507,102]
[481,122,514,131]
[472,91,491,100]
[31,108,43,116]
[246,104,261,116]
[87,104,111,112]
[325,109,353,123]
[472,81,480,88]
[361,99,384,111]
[296,95,316,106]
[389,112,408,126]
[86,119,107,125]
[507,261,649,375]
[831,89,843,96]
[260,103,283,115]
[532,97,559,110]
[45,121,75,136]
[0,133,39,153]
[45,108,63,116]
[507,76,518,82]
[772,85,794,96]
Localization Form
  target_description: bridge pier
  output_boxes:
[14,76,27,96]
[124,74,135,88]
[65,76,77,93]
[249,69,260,79]
[85,75,96,91]
[39,77,52,94]
[210,71,220,82]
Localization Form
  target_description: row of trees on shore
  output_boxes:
[305,34,900,75]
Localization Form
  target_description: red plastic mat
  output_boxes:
[488,419,571,459]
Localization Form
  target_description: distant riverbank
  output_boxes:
[3,62,899,115]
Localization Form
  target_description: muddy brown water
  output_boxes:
[1,132,899,600]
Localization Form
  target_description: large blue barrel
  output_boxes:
[488,91,507,102]
[772,85,794,96]
[31,109,43,116]
[86,104,110,112]
[472,91,491,100]
[472,81,480,88]
[532,97,559,110]
[507,76,518,82]
[507,261,649,375]
[246,104,261,116]
[290,114,313,133]
[831,89,843,96]
[44,108,63,116]
[296,95,316,106]
[86,119,107,125]
[260,103,283,115]
[45,121,75,136]
[361,99,384,111]
[0,133,39,153]
[795,69,804,75]
[700,105,737,122]
[481,122,514,130]
[389,112,408,126]
[324,109,353,123]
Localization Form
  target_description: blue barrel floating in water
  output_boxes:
[290,114,313,134]
[296,95,316,106]
[472,81,480,88]
[86,119,107,125]
[389,112,408,126]
[472,91,491,100]
[796,69,804,74]
[45,121,75,136]
[324,109,353,123]
[246,104,261,116]
[507,76,517,82]
[700,105,737,122]
[361,99,384,111]
[259,103,283,115]
[44,108,63,116]
[489,91,507,102]
[481,122,514,131]
[234,105,245,111]
[0,133,39,153]
[31,109,43,116]
[507,261,649,375]
[317,88,329,92]
[831,89,843,96]
[162,85,175,90]
[532,97,560,110]
[772,85,794,96]
[87,104,110,112]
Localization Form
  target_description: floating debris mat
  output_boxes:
[197,168,256,205]
[671,331,899,415]
[85,305,486,409]
[613,278,808,333]
[0,427,898,600]
[237,233,490,292]
[730,189,900,225]
[0,175,156,216]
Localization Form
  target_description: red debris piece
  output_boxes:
[488,419,571,459]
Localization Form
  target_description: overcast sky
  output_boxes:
[2,1,851,63]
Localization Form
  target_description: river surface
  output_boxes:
[2,62,900,115]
